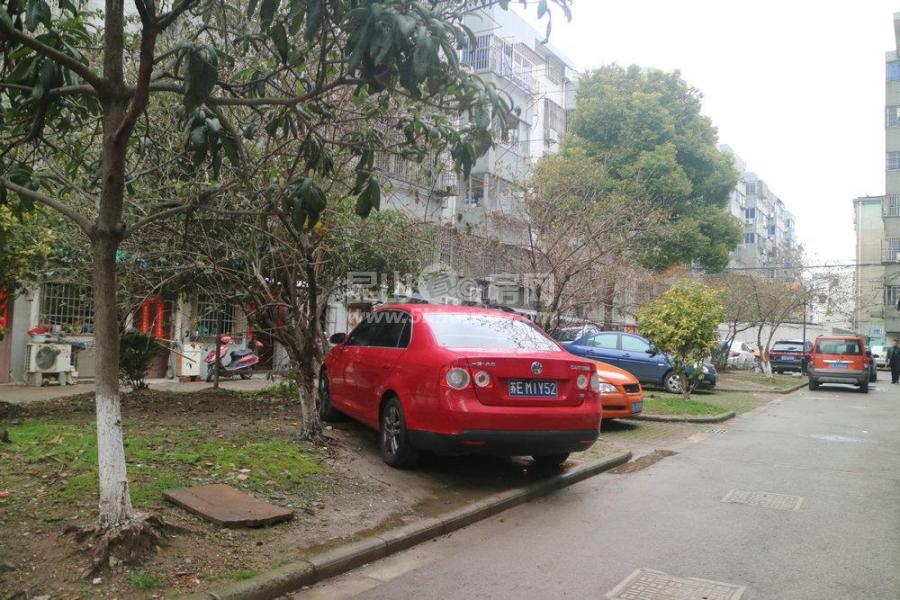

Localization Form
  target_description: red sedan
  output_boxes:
[320,305,603,468]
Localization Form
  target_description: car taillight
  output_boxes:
[473,370,492,388]
[576,374,589,389]
[445,367,471,390]
[590,371,602,393]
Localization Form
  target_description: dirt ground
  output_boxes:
[0,388,620,599]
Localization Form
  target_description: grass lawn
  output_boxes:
[0,418,322,513]
[642,390,764,416]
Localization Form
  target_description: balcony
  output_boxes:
[462,34,535,94]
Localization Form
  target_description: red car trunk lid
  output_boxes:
[464,354,590,407]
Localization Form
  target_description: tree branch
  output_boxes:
[0,177,93,235]
[0,22,104,89]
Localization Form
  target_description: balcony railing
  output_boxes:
[462,34,535,94]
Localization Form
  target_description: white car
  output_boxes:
[870,345,888,369]
[725,340,755,369]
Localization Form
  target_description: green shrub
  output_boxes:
[119,331,164,390]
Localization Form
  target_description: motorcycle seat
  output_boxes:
[230,348,254,360]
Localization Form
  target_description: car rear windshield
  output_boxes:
[772,342,804,352]
[815,339,862,355]
[425,313,561,351]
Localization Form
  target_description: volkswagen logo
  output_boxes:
[531,361,543,375]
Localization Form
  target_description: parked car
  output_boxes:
[870,345,888,369]
[320,305,603,468]
[591,360,643,419]
[724,340,755,369]
[565,331,717,394]
[550,324,601,346]
[769,339,812,374]
[807,335,870,393]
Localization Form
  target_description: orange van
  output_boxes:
[807,335,869,393]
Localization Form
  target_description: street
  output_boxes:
[291,382,900,599]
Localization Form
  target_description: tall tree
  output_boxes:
[569,65,742,273]
[0,0,572,548]
[519,150,660,332]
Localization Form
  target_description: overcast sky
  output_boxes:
[514,1,896,265]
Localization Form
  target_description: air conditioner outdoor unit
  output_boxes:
[25,343,75,387]
[895,256,900,264]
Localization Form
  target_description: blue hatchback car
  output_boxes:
[565,331,717,394]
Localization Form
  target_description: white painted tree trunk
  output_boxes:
[92,237,134,527]
[96,388,133,526]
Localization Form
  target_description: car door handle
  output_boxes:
[622,353,631,357]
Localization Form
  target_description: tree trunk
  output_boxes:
[296,333,321,440]
[602,280,615,329]
[92,236,132,527]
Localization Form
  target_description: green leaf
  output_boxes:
[25,0,50,32]
[182,46,218,110]
[271,22,289,62]
[305,0,323,43]
[259,0,280,29]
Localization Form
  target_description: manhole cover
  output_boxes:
[721,489,803,511]
[606,568,745,599]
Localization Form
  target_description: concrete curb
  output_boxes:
[178,451,632,600]
[625,411,736,424]
[715,380,807,395]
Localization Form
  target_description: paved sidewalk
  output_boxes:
[0,375,280,405]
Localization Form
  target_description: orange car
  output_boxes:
[808,335,870,393]
[592,360,644,419]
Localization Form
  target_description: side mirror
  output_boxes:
[866,350,872,358]
[329,332,347,345]
[647,346,657,356]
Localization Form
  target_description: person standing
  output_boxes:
[889,340,900,384]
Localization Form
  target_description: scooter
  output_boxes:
[205,335,262,381]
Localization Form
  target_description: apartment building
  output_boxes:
[454,7,577,244]
[852,12,900,344]
[324,8,576,331]
[721,145,797,274]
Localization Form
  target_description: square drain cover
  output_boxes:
[606,568,746,599]
[721,489,803,511]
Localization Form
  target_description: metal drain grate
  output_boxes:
[721,489,803,511]
[606,568,746,599]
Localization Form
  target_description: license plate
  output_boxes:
[828,363,849,369]
[631,402,643,414]
[508,379,558,397]
[782,356,795,361]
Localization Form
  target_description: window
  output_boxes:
[462,35,490,71]
[887,152,900,171]
[887,286,900,307]
[39,283,94,334]
[888,61,900,82]
[424,313,560,351]
[815,339,861,355]
[621,335,650,353]
[196,296,237,337]
[768,225,777,237]
[744,207,755,219]
[500,114,520,145]
[745,233,756,244]
[543,98,565,137]
[465,175,484,207]
[887,195,900,217]
[546,55,564,85]
[888,106,900,127]
[888,238,900,260]
[586,333,618,350]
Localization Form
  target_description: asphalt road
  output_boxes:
[291,381,900,599]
